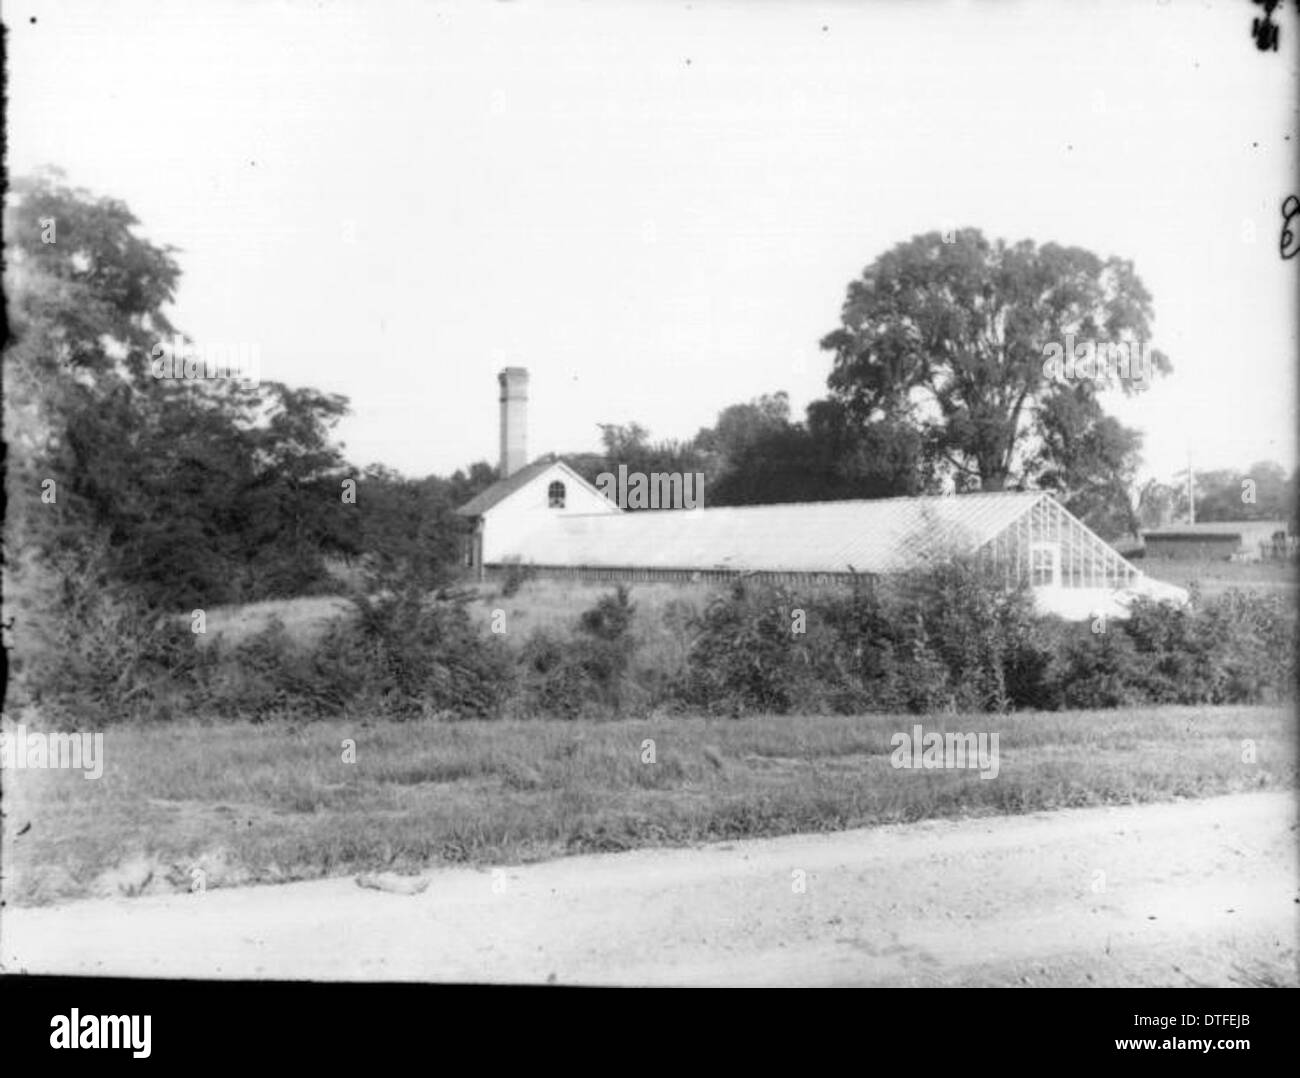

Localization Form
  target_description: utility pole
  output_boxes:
[1186,448,1195,525]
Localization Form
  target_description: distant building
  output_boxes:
[456,369,1187,620]
[454,368,619,571]
[1141,520,1289,561]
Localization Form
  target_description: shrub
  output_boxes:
[26,543,1292,727]
[578,584,636,642]
[499,561,537,598]
[811,581,917,713]
[575,585,637,703]
[811,560,1040,714]
[1037,589,1297,709]
[1050,621,1149,710]
[676,580,817,715]
[1113,596,1213,703]
[518,586,638,717]
[350,586,512,718]
[184,587,514,721]
[1196,589,1296,703]
[1115,589,1296,705]
[518,629,591,719]
[1001,620,1062,711]
[192,616,343,722]
[10,540,200,727]
[894,558,1039,713]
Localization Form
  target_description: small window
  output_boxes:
[547,481,566,509]
[1029,543,1060,587]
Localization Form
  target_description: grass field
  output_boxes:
[197,558,1297,652]
[195,594,355,649]
[196,579,705,650]
[1140,556,1296,599]
[5,704,1292,907]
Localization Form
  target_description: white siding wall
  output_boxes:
[481,464,620,564]
[1032,586,1128,621]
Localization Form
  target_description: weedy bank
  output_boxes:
[5,704,1292,906]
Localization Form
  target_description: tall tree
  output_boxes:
[1186,461,1294,524]
[1031,386,1144,538]
[693,393,923,505]
[448,461,498,508]
[564,423,706,508]
[355,466,464,591]
[819,229,1171,496]
[4,170,361,608]
[803,398,933,499]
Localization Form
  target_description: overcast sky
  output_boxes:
[8,0,1297,486]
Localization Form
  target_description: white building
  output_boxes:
[455,369,1187,620]
[454,368,619,571]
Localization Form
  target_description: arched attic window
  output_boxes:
[548,481,566,509]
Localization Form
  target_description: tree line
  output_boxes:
[7,170,1290,638]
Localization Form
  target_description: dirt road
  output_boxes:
[3,791,1296,986]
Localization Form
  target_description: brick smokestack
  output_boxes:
[498,367,529,478]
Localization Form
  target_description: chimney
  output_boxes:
[498,367,529,478]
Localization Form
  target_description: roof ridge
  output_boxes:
[455,453,610,516]
[558,489,1048,515]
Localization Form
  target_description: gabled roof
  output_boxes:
[454,455,608,517]
[496,490,1064,574]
